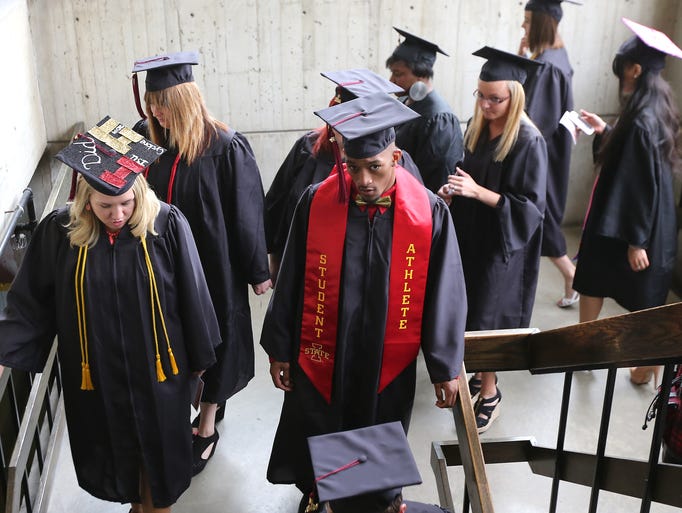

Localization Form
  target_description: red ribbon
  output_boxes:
[298,166,432,402]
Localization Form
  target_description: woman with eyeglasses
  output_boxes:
[438,47,547,433]
[520,0,579,308]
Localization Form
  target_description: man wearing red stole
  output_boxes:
[260,92,467,512]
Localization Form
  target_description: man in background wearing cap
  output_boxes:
[261,93,466,512]
[264,69,422,284]
[385,28,464,194]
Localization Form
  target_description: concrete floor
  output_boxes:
[46,227,680,513]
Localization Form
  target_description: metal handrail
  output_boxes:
[0,189,36,262]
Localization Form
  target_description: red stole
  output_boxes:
[299,165,432,403]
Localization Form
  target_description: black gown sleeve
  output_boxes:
[224,133,271,285]
[264,134,312,254]
[420,198,467,383]
[594,125,659,248]
[411,113,464,193]
[260,186,314,362]
[0,211,62,372]
[496,127,548,258]
[166,206,220,371]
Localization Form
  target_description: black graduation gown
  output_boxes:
[524,48,574,257]
[260,174,467,491]
[145,128,270,402]
[451,121,547,330]
[0,204,219,507]
[264,130,424,263]
[573,109,678,311]
[395,90,465,194]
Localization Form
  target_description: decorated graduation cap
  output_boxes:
[615,17,682,74]
[474,46,543,85]
[307,422,422,513]
[55,116,166,196]
[524,0,583,22]
[321,68,405,104]
[130,51,199,119]
[390,27,449,69]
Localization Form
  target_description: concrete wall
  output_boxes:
[2,0,682,229]
[0,0,46,235]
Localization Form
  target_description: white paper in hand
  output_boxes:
[560,110,594,144]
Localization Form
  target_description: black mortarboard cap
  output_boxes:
[307,422,422,513]
[55,116,166,196]
[132,51,199,92]
[314,92,420,159]
[131,51,199,119]
[474,46,543,85]
[390,27,448,69]
[524,0,582,22]
[321,68,405,103]
[615,17,682,74]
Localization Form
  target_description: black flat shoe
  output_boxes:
[192,429,219,476]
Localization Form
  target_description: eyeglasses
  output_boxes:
[473,90,510,105]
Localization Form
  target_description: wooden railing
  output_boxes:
[437,304,682,513]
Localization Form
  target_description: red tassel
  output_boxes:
[329,126,347,204]
[132,74,147,120]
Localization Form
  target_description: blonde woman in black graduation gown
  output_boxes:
[0,145,219,512]
[439,48,547,433]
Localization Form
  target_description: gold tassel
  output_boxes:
[81,363,94,391]
[76,246,95,391]
[168,348,179,375]
[156,356,167,382]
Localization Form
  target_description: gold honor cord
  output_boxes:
[141,237,179,381]
[75,246,94,390]
[73,239,179,390]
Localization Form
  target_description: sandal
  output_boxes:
[192,429,219,476]
[192,400,226,434]
[556,291,579,308]
[474,388,502,433]
[468,375,482,398]
[468,374,498,399]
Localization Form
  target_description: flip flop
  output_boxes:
[556,291,579,308]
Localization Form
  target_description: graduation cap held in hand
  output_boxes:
[307,422,422,513]
[55,116,166,196]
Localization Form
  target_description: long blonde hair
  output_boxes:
[144,82,228,165]
[464,81,530,162]
[67,174,160,247]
